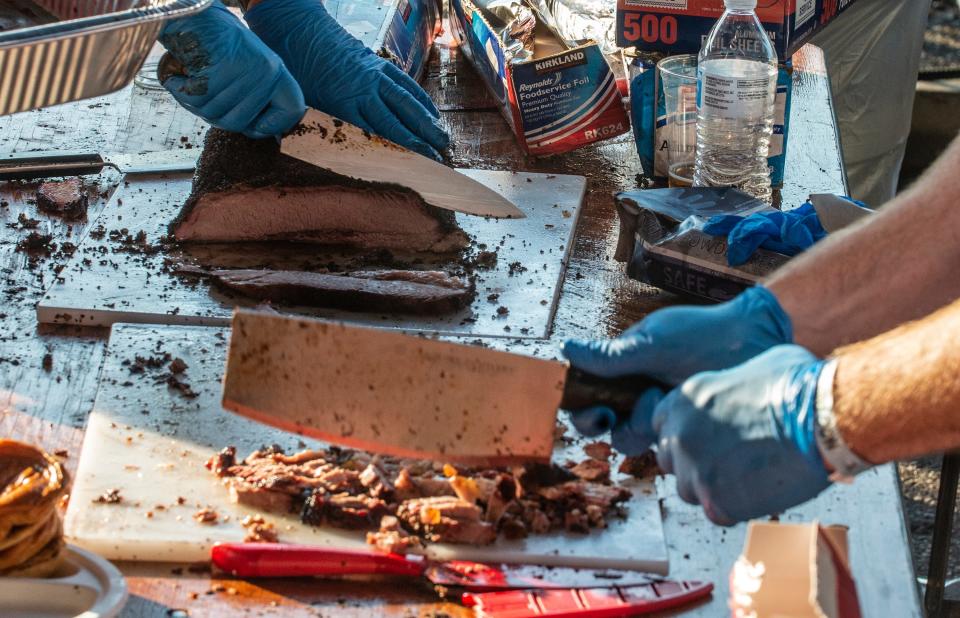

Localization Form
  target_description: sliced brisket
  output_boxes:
[36,178,87,218]
[172,129,469,253]
[195,268,472,314]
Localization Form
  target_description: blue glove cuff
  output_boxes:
[733,285,794,345]
[779,359,828,476]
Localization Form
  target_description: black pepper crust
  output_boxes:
[170,128,460,236]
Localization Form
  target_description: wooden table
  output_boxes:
[0,34,921,616]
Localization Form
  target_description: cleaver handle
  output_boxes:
[560,368,668,420]
[211,543,427,579]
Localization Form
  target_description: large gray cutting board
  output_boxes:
[64,324,669,573]
[37,169,585,338]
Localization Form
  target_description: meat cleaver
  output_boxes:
[222,309,662,465]
[156,53,524,220]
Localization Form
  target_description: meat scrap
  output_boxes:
[183,268,473,315]
[569,459,610,484]
[171,129,468,253]
[36,178,87,218]
[584,442,612,461]
[619,450,663,479]
[210,446,633,547]
[241,515,278,543]
[193,508,218,524]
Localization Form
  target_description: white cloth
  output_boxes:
[810,0,932,206]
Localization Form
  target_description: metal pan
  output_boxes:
[0,0,211,116]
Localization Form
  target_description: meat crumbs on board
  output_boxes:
[206,445,632,548]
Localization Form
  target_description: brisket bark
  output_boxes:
[171,129,469,253]
[190,268,472,314]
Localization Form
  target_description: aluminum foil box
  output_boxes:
[450,0,630,156]
[330,0,441,80]
[614,0,860,59]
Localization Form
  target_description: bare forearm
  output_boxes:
[831,296,960,463]
[767,134,960,355]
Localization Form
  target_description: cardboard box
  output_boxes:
[730,522,862,618]
[626,50,792,188]
[615,0,861,60]
[449,0,630,156]
[614,189,872,302]
[331,0,441,80]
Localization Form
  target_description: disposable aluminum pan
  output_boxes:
[0,0,211,116]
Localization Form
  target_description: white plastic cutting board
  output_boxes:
[64,324,669,573]
[38,169,585,339]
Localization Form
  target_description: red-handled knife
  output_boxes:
[462,581,714,617]
[211,543,666,592]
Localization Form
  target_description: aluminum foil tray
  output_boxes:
[0,0,211,115]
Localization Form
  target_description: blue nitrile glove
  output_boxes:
[245,0,449,160]
[159,0,305,139]
[649,345,831,525]
[703,201,828,266]
[561,285,791,455]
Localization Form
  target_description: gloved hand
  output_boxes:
[159,0,305,139]
[245,0,449,160]
[650,345,832,525]
[561,285,791,454]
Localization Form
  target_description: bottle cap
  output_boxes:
[725,0,757,9]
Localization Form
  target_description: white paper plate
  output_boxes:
[0,545,128,617]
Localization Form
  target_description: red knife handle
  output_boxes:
[211,543,427,579]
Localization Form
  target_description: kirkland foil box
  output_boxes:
[330,0,441,79]
[626,51,792,187]
[449,0,630,156]
[614,0,861,59]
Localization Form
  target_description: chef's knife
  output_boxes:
[282,109,525,219]
[222,309,664,464]
[211,543,660,591]
[0,150,197,180]
[157,52,525,219]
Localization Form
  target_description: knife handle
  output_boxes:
[0,151,108,180]
[211,543,427,579]
[560,368,669,419]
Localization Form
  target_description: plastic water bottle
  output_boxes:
[693,0,778,202]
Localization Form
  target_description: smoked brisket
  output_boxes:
[191,268,473,314]
[171,129,469,253]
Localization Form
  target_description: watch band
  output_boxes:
[814,358,873,481]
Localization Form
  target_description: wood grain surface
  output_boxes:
[0,31,920,618]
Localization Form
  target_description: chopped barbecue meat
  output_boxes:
[570,459,610,484]
[93,488,122,504]
[205,447,236,477]
[514,463,576,489]
[227,481,294,513]
[241,515,278,543]
[183,268,472,315]
[396,497,497,545]
[618,450,663,479]
[394,468,419,501]
[584,442,612,461]
[301,491,388,529]
[36,178,87,218]
[193,508,218,524]
[211,447,632,547]
[564,509,590,534]
[171,129,468,253]
[359,461,394,499]
[367,515,422,553]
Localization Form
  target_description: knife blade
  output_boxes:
[211,543,660,592]
[221,309,663,465]
[0,150,197,180]
[281,109,525,219]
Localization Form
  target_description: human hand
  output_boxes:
[245,0,449,160]
[560,285,791,454]
[158,0,305,139]
[652,345,831,525]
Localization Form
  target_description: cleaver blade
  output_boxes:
[222,310,661,465]
[282,109,525,219]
